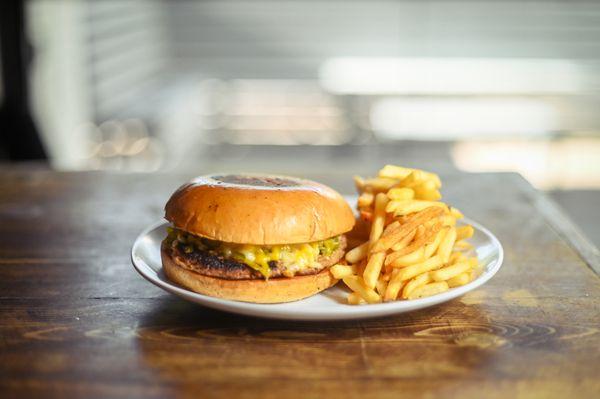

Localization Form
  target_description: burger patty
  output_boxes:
[163,235,347,280]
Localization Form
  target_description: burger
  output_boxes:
[161,174,355,303]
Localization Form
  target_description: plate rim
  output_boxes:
[131,218,503,321]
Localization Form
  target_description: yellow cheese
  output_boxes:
[169,228,340,279]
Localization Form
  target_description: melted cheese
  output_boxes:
[168,228,340,279]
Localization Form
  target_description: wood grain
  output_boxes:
[0,167,599,399]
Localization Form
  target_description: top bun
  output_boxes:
[164,174,355,245]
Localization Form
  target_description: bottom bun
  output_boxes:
[162,247,338,303]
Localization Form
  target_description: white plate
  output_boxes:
[131,217,503,321]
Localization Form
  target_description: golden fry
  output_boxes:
[387,220,442,260]
[407,281,449,299]
[440,214,456,226]
[346,164,474,305]
[430,260,472,282]
[449,251,467,264]
[382,220,401,236]
[357,192,375,208]
[345,241,369,264]
[450,207,464,220]
[364,177,399,193]
[447,272,470,288]
[397,255,443,281]
[389,247,425,267]
[369,193,389,250]
[401,272,432,299]
[414,225,426,241]
[396,171,421,188]
[377,165,415,180]
[379,165,441,188]
[363,252,386,289]
[371,207,444,253]
[375,276,389,296]
[348,292,366,305]
[456,225,474,241]
[382,270,392,281]
[387,187,415,201]
[389,228,416,252]
[424,228,446,258]
[353,175,366,191]
[387,200,449,216]
[384,269,405,301]
[453,241,474,251]
[343,275,381,303]
[413,180,442,201]
[437,226,457,263]
[330,264,356,279]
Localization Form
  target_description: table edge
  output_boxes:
[513,173,600,276]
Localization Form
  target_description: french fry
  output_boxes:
[447,272,471,288]
[388,221,442,258]
[389,247,425,267]
[348,292,366,305]
[456,225,474,241]
[453,241,474,251]
[382,270,392,281]
[389,247,426,267]
[371,207,444,253]
[375,276,389,296]
[382,220,401,236]
[396,171,421,188]
[401,272,432,299]
[449,251,466,264]
[345,241,369,264]
[346,165,477,304]
[363,177,399,193]
[468,257,478,268]
[397,255,443,281]
[353,175,366,191]
[387,187,414,201]
[343,275,381,303]
[387,200,449,216]
[389,228,416,252]
[430,260,472,282]
[363,251,386,289]
[450,207,464,220]
[437,226,457,263]
[407,281,449,299]
[440,214,456,226]
[379,165,441,187]
[357,192,375,208]
[424,228,446,258]
[414,225,426,241]
[369,193,389,250]
[384,269,405,301]
[377,165,415,180]
[413,180,442,201]
[330,264,356,279]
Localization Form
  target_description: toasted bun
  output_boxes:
[162,246,338,303]
[165,174,355,245]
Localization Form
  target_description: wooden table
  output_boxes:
[1,166,599,398]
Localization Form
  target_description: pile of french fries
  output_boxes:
[331,165,479,305]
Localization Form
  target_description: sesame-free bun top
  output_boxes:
[164,174,355,245]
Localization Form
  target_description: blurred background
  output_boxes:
[1,0,599,243]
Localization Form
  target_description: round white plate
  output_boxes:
[131,216,503,321]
